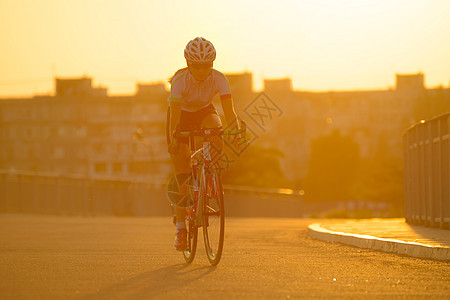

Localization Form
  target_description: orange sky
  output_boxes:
[1,0,449,97]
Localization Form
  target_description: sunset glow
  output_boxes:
[1,0,449,97]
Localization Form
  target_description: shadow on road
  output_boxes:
[77,263,216,299]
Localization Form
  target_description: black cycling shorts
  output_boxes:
[166,103,219,144]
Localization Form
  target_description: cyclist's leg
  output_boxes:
[201,113,222,129]
[167,106,191,221]
[170,146,191,250]
[201,114,223,163]
[170,145,190,221]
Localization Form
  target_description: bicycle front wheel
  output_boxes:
[183,172,198,264]
[202,168,224,266]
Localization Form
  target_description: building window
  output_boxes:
[95,162,107,172]
[113,162,122,173]
[129,161,150,174]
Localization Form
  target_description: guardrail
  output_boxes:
[403,112,450,229]
[0,171,169,216]
[0,171,305,217]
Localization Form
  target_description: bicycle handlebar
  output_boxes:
[174,120,247,139]
[175,127,243,138]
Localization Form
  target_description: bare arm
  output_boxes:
[169,102,182,143]
[221,97,240,131]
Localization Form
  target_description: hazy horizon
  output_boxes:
[1,0,449,97]
[0,71,438,99]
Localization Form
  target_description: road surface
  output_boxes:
[0,215,449,299]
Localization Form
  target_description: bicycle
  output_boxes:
[169,124,245,266]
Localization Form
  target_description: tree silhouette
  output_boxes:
[222,145,287,188]
[303,130,360,202]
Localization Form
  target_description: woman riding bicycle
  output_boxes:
[167,37,241,250]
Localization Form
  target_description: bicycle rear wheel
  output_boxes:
[202,168,224,266]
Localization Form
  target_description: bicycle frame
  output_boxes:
[186,129,217,228]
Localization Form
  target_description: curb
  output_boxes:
[308,223,450,262]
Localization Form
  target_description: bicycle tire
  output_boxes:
[182,170,199,263]
[183,216,198,263]
[202,167,225,266]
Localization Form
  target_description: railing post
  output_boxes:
[404,132,411,223]
[0,173,5,212]
[414,125,420,224]
[430,119,437,227]
[426,120,432,226]
[442,114,450,229]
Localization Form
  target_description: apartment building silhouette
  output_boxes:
[0,77,168,181]
[0,73,447,183]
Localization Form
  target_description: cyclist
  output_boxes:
[166,37,241,250]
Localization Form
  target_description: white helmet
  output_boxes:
[184,37,216,63]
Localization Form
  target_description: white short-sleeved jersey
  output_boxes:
[168,68,232,112]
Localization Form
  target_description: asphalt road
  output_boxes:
[0,215,449,299]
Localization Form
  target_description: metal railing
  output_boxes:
[0,171,169,216]
[403,112,450,229]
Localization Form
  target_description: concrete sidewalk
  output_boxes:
[308,218,450,262]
